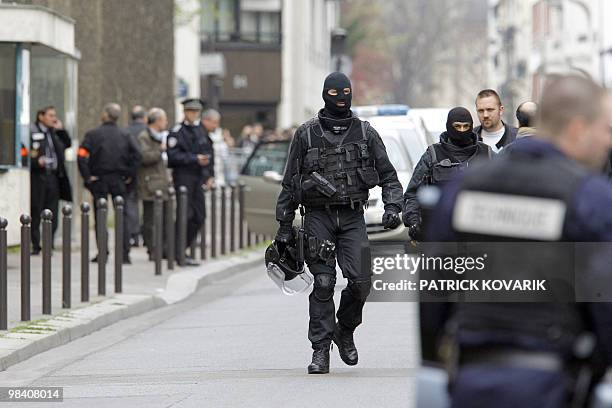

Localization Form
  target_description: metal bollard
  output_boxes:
[165,187,176,270]
[97,198,107,296]
[238,183,245,250]
[41,209,53,315]
[177,186,188,267]
[20,215,31,321]
[230,185,236,253]
[221,186,227,256]
[81,203,90,302]
[200,189,207,261]
[210,187,217,258]
[62,205,72,309]
[114,196,124,293]
[154,190,163,276]
[0,218,7,330]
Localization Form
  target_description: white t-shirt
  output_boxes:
[481,127,505,153]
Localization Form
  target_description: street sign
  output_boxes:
[200,53,226,77]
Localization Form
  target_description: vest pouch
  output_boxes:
[357,167,379,188]
[432,159,462,184]
[304,148,321,171]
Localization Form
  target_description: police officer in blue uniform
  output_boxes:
[167,98,215,266]
[428,75,612,407]
[275,72,404,374]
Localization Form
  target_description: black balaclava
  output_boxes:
[446,107,474,147]
[322,72,352,118]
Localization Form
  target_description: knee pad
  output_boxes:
[348,279,371,301]
[313,274,336,302]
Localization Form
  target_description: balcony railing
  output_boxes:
[201,31,282,46]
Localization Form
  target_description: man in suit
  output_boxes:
[30,106,73,254]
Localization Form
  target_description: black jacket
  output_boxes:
[166,122,215,183]
[30,123,73,201]
[78,122,142,185]
[474,121,518,150]
[276,111,403,224]
[403,132,491,226]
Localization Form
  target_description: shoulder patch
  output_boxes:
[167,136,178,148]
[32,133,45,141]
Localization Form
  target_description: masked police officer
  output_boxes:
[275,72,403,374]
[428,75,612,407]
[403,107,492,242]
[167,98,215,266]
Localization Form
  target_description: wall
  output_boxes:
[0,170,29,244]
[13,0,175,134]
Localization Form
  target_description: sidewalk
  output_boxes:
[0,227,266,371]
[5,242,169,329]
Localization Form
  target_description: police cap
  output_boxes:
[182,98,205,111]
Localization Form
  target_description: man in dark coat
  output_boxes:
[30,106,73,254]
[78,103,142,263]
[123,105,146,246]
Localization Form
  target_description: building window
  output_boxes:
[202,0,281,44]
[240,10,281,43]
[0,44,17,167]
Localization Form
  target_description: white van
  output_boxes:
[352,105,432,241]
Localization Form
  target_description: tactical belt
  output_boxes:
[460,348,564,372]
[304,200,366,213]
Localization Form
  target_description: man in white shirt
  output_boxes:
[474,89,517,153]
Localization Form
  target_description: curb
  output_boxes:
[0,249,265,371]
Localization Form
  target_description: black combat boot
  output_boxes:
[333,325,358,366]
[307,347,330,374]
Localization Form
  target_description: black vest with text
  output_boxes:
[449,151,590,354]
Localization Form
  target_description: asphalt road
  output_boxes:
[0,264,419,408]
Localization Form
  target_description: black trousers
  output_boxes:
[174,176,205,251]
[304,207,372,349]
[142,200,168,258]
[88,174,130,257]
[124,182,140,241]
[31,173,60,251]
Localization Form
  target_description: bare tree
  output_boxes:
[344,0,488,107]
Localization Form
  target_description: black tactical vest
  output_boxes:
[297,119,377,207]
[449,153,590,353]
[427,142,491,185]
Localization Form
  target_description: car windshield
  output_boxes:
[242,142,290,176]
[379,135,411,171]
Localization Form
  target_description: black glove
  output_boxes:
[408,223,423,241]
[275,222,295,244]
[382,209,401,230]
